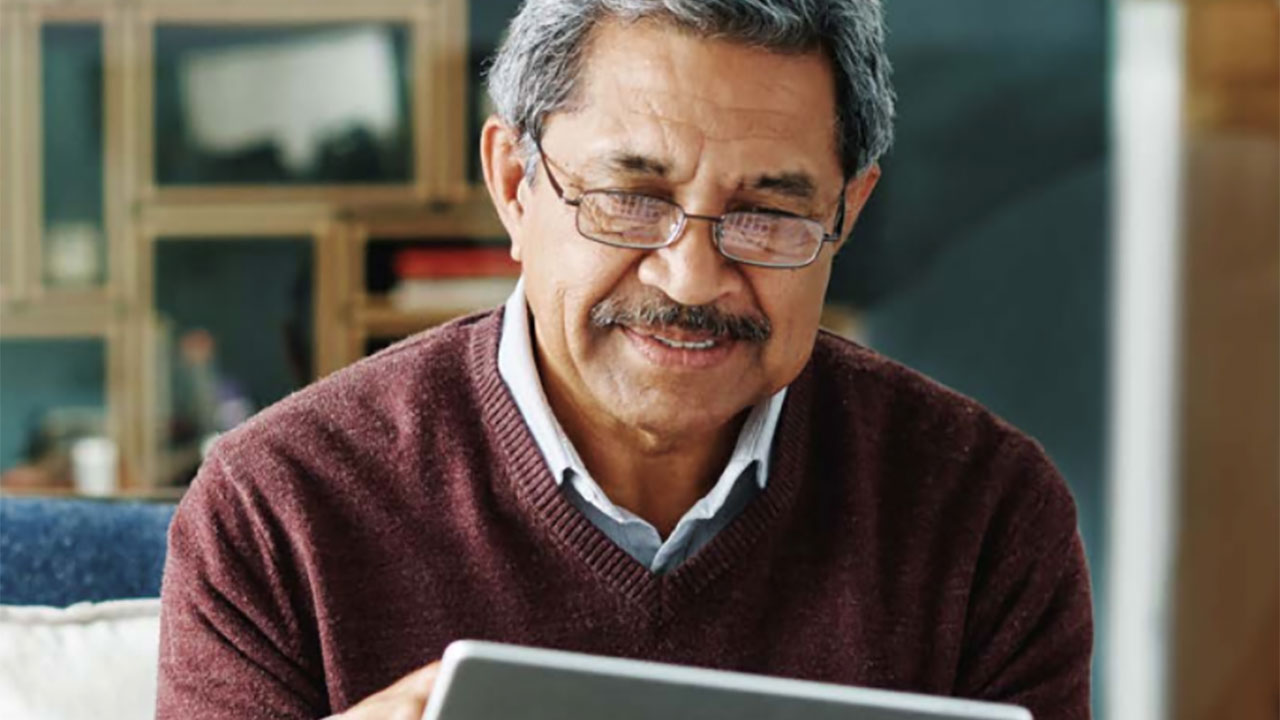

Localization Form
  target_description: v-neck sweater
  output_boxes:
[156,309,1093,720]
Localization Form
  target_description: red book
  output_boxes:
[393,247,520,280]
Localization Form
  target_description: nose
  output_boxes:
[635,216,744,307]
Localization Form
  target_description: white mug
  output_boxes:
[71,436,118,497]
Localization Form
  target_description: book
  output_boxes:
[387,276,518,312]
[392,246,519,280]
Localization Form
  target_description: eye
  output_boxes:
[734,200,810,219]
[597,193,670,221]
[726,212,783,234]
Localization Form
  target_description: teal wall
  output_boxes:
[832,0,1110,710]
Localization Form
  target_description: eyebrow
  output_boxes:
[747,172,817,200]
[601,151,669,177]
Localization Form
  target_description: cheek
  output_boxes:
[755,269,830,373]
[554,246,636,320]
[519,212,639,341]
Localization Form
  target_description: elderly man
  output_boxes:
[157,2,1093,719]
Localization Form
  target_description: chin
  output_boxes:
[603,384,754,439]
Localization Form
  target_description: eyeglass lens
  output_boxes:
[576,192,823,266]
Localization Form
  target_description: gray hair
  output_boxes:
[486,0,894,177]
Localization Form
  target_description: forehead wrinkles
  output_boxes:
[628,88,817,143]
[592,89,833,185]
[567,23,840,183]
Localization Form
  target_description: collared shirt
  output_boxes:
[496,278,787,574]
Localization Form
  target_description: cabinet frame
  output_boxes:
[4,5,127,312]
[133,202,340,488]
[1,7,21,303]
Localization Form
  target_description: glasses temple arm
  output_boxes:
[827,181,849,243]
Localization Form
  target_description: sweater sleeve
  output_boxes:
[955,436,1095,720]
[156,451,329,719]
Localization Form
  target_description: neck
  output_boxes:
[561,407,748,538]
[532,348,748,537]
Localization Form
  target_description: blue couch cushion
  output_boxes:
[0,497,176,606]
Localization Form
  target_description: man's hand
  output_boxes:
[334,661,441,720]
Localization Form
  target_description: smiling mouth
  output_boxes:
[649,334,717,350]
[619,326,736,369]
[630,325,722,350]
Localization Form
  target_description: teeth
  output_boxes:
[652,334,716,350]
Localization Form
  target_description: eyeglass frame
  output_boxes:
[532,139,849,269]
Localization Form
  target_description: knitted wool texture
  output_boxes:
[156,309,1092,719]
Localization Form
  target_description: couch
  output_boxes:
[0,496,178,720]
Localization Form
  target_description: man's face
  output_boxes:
[498,20,877,446]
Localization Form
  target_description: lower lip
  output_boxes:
[619,326,738,369]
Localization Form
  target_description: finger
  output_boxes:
[338,695,427,720]
[349,661,441,709]
[390,660,440,696]
[411,661,441,696]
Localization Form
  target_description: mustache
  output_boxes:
[589,293,772,343]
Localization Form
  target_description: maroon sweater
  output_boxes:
[156,309,1092,719]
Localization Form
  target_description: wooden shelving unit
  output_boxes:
[0,0,497,494]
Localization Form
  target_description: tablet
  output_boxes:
[420,640,1032,720]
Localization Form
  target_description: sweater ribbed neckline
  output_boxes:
[465,309,814,620]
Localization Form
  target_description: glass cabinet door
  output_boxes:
[41,23,107,291]
[151,237,314,485]
[153,23,414,187]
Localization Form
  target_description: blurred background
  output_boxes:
[0,1,1275,718]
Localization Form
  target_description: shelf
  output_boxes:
[338,188,506,238]
[354,291,507,337]
[0,300,116,338]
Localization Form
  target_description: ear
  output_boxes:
[480,115,530,262]
[835,162,881,251]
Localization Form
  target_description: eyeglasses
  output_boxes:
[535,142,847,269]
